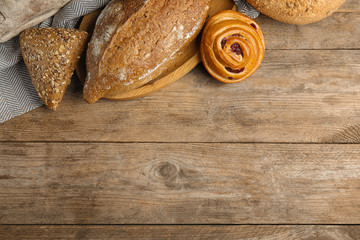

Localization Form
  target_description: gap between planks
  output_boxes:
[1,141,360,144]
[1,225,360,240]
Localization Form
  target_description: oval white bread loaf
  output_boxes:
[0,0,71,43]
[83,0,210,103]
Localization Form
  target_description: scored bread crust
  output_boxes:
[247,0,345,25]
[0,0,71,43]
[84,0,210,104]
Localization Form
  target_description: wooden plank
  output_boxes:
[257,12,360,49]
[339,0,360,12]
[1,225,360,240]
[1,142,360,224]
[1,50,359,143]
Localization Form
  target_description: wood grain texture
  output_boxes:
[338,0,360,12]
[257,12,360,49]
[1,225,360,240]
[1,142,360,224]
[0,0,359,235]
[1,50,359,143]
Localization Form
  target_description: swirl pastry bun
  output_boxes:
[201,10,265,83]
[247,0,345,25]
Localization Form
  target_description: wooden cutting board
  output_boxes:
[77,0,235,100]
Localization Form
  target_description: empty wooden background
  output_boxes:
[1,0,360,239]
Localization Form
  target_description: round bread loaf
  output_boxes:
[247,0,345,25]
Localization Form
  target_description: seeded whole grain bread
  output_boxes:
[247,0,345,25]
[0,0,71,43]
[20,28,89,110]
[83,0,211,104]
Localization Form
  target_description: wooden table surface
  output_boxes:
[1,0,360,239]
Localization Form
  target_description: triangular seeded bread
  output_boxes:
[20,27,88,110]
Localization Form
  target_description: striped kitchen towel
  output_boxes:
[0,0,259,123]
[234,0,260,19]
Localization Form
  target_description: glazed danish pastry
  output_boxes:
[200,10,265,83]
